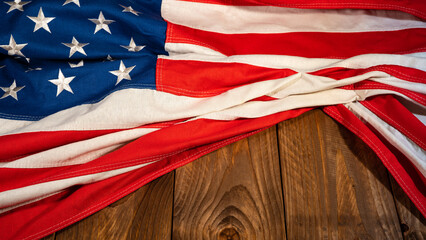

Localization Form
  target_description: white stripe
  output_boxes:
[407,52,426,58]
[0,162,154,209]
[0,74,301,135]
[199,89,361,120]
[345,102,426,177]
[268,71,425,99]
[160,50,426,72]
[0,128,158,168]
[0,191,63,215]
[197,88,410,121]
[165,43,225,56]
[162,0,426,34]
[354,89,425,105]
[414,113,426,125]
[394,96,426,123]
[372,76,426,94]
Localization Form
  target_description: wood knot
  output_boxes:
[219,227,240,240]
[400,223,409,233]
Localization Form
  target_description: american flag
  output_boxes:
[0,0,425,239]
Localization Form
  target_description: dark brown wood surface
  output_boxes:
[173,126,285,240]
[44,110,425,240]
[278,110,402,239]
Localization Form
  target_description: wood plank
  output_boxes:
[172,126,286,239]
[390,176,426,240]
[278,109,402,240]
[53,171,174,240]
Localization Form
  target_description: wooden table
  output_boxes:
[43,109,425,240]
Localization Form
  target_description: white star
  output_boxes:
[89,11,114,34]
[119,4,140,16]
[62,37,88,58]
[0,80,25,100]
[68,60,83,68]
[63,0,79,7]
[109,60,135,85]
[27,7,55,33]
[48,69,75,96]
[0,35,27,57]
[121,38,144,52]
[4,0,31,13]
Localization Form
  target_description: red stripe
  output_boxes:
[311,65,426,84]
[251,95,278,102]
[167,23,426,58]
[178,0,426,19]
[349,81,426,105]
[0,108,311,192]
[157,58,296,97]
[323,104,426,218]
[158,58,426,98]
[360,95,426,150]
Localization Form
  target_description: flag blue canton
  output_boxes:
[0,0,167,120]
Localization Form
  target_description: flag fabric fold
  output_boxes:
[0,0,425,239]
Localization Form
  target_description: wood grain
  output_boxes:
[278,109,403,240]
[390,176,426,240]
[52,171,174,240]
[172,126,286,240]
